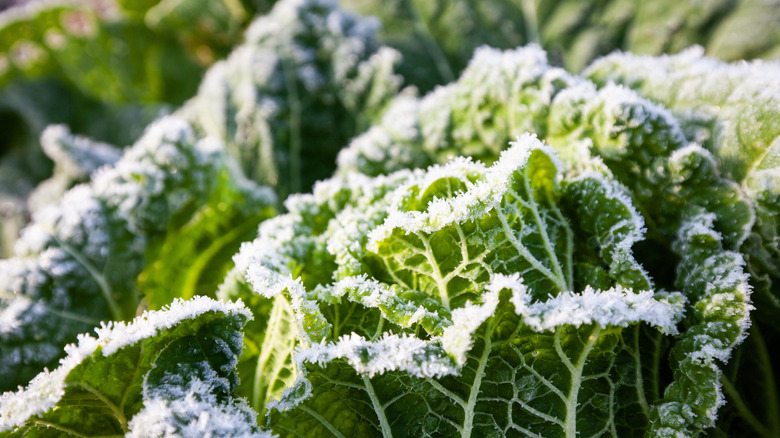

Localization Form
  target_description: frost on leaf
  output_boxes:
[0,296,259,437]
[586,49,777,326]
[337,45,581,177]
[241,134,689,436]
[184,0,403,196]
[648,209,753,436]
[0,116,275,391]
[27,124,122,214]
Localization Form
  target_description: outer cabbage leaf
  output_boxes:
[181,0,404,196]
[585,49,780,328]
[0,296,270,437]
[648,209,753,436]
[0,116,275,391]
[0,79,164,258]
[239,136,696,436]
[26,124,122,214]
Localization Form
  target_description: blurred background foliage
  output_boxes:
[0,0,276,256]
[341,0,780,93]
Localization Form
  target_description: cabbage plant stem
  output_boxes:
[461,326,493,437]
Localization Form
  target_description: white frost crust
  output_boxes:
[127,378,273,438]
[40,125,122,179]
[336,95,423,173]
[440,289,500,365]
[240,258,324,343]
[97,297,251,356]
[328,276,445,328]
[677,212,754,349]
[0,333,97,431]
[89,116,228,236]
[266,373,312,413]
[325,204,387,276]
[488,273,685,335]
[669,143,720,178]
[290,287,499,387]
[676,211,723,243]
[298,332,458,379]
[237,239,297,298]
[310,168,417,213]
[462,44,550,89]
[17,184,111,259]
[0,297,250,431]
[0,295,33,335]
[368,133,554,248]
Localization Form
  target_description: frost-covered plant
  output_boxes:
[0,0,404,256]
[221,45,767,436]
[1,2,779,437]
[0,295,272,437]
[0,117,275,391]
[229,133,753,436]
[180,0,403,196]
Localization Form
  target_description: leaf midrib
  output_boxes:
[555,326,602,438]
[460,324,493,438]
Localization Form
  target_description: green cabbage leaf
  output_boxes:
[0,296,272,437]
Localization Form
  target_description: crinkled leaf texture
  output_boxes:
[182,0,404,196]
[236,135,707,436]
[331,44,760,436]
[337,45,755,256]
[0,296,272,437]
[26,124,122,214]
[0,116,275,391]
[586,48,780,325]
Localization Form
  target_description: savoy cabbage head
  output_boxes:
[1,0,779,437]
